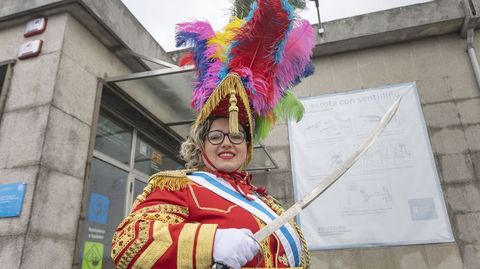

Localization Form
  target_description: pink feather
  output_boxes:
[175,21,215,40]
[191,60,223,111]
[275,20,315,92]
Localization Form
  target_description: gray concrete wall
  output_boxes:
[255,32,480,268]
[0,12,132,268]
[314,0,466,56]
[0,14,70,269]
[0,0,172,71]
[0,0,63,18]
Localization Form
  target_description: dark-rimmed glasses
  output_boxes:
[206,130,246,145]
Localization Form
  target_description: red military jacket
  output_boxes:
[111,170,309,269]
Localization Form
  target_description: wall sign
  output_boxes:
[288,83,453,249]
[87,192,110,225]
[0,183,27,218]
[82,241,104,269]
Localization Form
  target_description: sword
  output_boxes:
[213,95,403,269]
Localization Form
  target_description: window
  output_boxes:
[94,111,133,165]
[0,62,14,121]
[134,132,183,175]
[0,65,7,93]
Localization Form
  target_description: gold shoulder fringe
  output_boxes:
[131,169,197,210]
[148,169,197,191]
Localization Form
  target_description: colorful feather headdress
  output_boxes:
[176,0,316,162]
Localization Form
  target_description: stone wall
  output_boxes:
[0,13,131,268]
[256,32,480,268]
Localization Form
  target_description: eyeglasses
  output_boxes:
[206,130,246,145]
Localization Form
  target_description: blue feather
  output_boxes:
[244,2,258,22]
[291,62,315,86]
[175,30,210,83]
[274,0,295,63]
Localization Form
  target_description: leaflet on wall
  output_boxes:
[0,183,27,218]
[288,82,453,249]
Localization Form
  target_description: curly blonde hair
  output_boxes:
[179,119,213,169]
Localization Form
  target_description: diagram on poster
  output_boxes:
[288,83,453,249]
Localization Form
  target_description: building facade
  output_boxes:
[0,0,479,268]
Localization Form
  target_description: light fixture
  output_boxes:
[308,0,325,35]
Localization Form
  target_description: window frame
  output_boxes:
[0,60,15,124]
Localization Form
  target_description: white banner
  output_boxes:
[288,83,454,249]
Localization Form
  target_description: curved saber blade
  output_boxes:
[253,96,404,242]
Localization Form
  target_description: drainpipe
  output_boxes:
[466,29,480,89]
[462,0,480,89]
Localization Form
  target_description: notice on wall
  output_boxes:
[87,192,109,225]
[0,183,27,218]
[82,241,104,269]
[288,83,454,249]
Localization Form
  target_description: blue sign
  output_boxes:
[0,183,27,218]
[87,192,109,224]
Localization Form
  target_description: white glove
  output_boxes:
[213,228,259,269]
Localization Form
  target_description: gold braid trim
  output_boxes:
[290,220,310,269]
[177,223,200,268]
[112,203,189,266]
[132,222,172,269]
[114,221,150,269]
[195,224,218,268]
[253,216,274,267]
[136,204,189,216]
[262,196,311,269]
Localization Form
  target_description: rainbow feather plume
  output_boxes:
[175,0,315,144]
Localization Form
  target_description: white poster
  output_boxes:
[288,83,453,249]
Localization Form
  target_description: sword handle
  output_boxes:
[212,263,230,269]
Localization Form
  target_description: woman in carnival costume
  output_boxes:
[111,0,316,268]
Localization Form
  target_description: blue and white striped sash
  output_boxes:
[188,171,302,267]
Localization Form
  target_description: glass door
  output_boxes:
[77,108,183,269]
[80,158,128,269]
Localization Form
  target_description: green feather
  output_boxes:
[253,115,273,143]
[253,93,305,143]
[274,92,305,122]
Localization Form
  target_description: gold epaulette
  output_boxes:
[148,169,197,191]
[131,169,197,210]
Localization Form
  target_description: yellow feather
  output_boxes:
[267,111,275,125]
[208,17,245,61]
